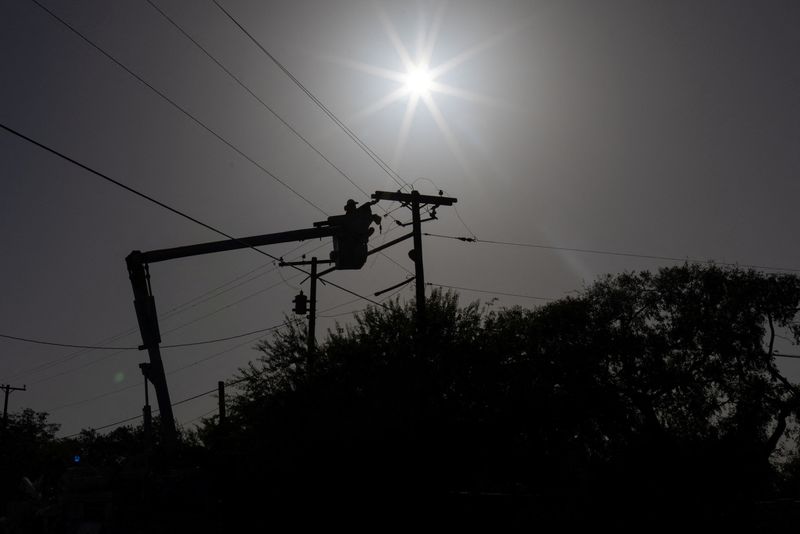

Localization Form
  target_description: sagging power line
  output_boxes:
[425,233,800,274]
[0,323,301,353]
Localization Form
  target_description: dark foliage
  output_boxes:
[5,264,800,530]
[199,264,800,528]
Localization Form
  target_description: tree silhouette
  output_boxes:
[200,265,800,527]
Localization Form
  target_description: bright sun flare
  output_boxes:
[335,2,508,171]
[404,64,433,96]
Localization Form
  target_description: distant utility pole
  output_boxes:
[308,257,318,354]
[1,384,26,428]
[288,255,331,358]
[287,233,421,357]
[371,190,457,331]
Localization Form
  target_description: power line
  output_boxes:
[11,1,400,312]
[183,406,219,427]
[46,325,284,412]
[188,0,415,264]
[0,121,239,246]
[427,282,555,301]
[158,274,304,338]
[60,384,221,439]
[18,0,396,320]
[0,120,386,311]
[0,332,138,351]
[0,321,290,353]
[7,343,130,386]
[144,0,373,202]
[14,240,332,384]
[411,178,475,239]
[212,0,409,191]
[2,243,315,381]
[49,381,143,413]
[62,413,145,438]
[171,387,218,407]
[318,282,409,318]
[5,225,389,385]
[161,324,287,348]
[159,239,329,320]
[28,0,327,216]
[1,248,297,383]
[424,233,800,274]
[1,116,363,308]
[166,331,271,377]
[27,348,131,387]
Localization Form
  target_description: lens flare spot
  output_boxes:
[113,371,125,384]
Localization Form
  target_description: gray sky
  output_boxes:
[1,0,799,437]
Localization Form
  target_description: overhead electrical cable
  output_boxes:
[60,384,223,439]
[21,0,396,306]
[425,233,800,274]
[2,321,294,354]
[144,0,373,202]
[44,286,416,415]
[0,121,386,310]
[27,348,133,386]
[212,0,409,190]
[2,245,314,383]
[157,274,304,337]
[49,381,143,413]
[61,413,145,438]
[45,324,285,412]
[148,0,414,273]
[0,332,138,351]
[16,1,407,309]
[4,220,397,384]
[161,324,286,348]
[166,331,271,376]
[28,0,328,216]
[427,282,555,301]
[411,178,475,239]
[183,407,219,427]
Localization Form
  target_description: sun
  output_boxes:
[330,2,510,172]
[403,64,434,96]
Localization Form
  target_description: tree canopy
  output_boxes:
[5,264,800,529]
[203,264,800,527]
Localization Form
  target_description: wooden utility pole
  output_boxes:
[308,257,318,354]
[371,190,457,331]
[1,384,26,428]
[285,234,418,358]
[410,192,426,325]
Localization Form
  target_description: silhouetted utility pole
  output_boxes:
[1,384,26,428]
[308,257,318,353]
[288,256,332,358]
[371,190,457,331]
[218,381,226,426]
[286,234,420,354]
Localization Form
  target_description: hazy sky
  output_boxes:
[1,0,799,437]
